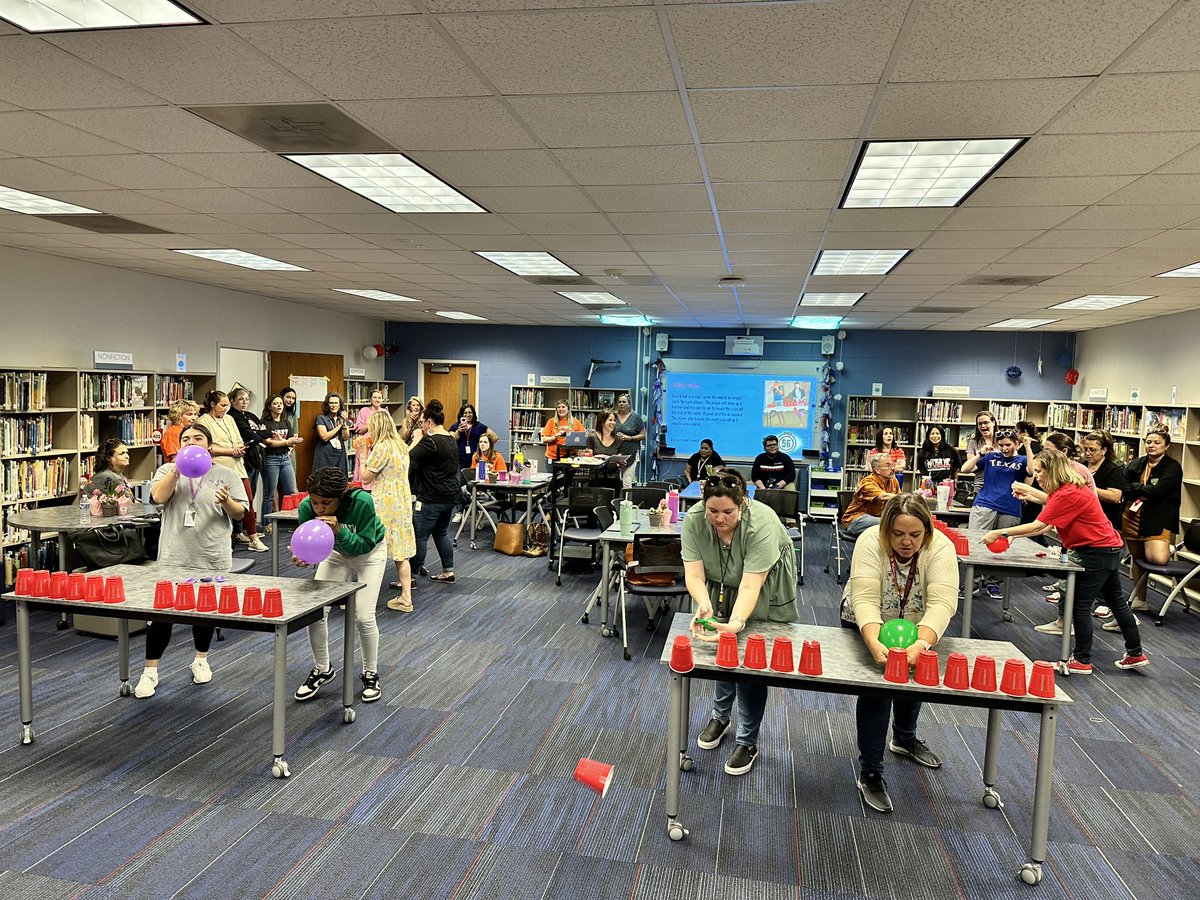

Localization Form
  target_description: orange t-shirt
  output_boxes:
[541,416,585,459]
[161,423,184,461]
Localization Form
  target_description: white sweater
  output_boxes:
[844,526,960,639]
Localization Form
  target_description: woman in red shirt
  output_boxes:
[983,449,1147,675]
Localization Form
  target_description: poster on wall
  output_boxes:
[289,374,329,402]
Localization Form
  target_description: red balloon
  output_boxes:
[985,536,1009,553]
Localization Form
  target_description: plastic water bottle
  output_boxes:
[666,489,680,523]
[79,492,91,523]
[476,459,487,482]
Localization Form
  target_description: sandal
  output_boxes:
[388,580,404,590]
[387,598,414,613]
[429,572,456,584]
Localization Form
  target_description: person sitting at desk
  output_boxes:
[86,437,134,499]
[841,456,901,537]
[843,494,958,813]
[684,439,725,485]
[751,434,795,489]
[470,432,507,475]
[541,400,585,460]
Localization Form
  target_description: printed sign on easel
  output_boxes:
[289,374,329,402]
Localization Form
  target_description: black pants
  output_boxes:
[857,696,922,776]
[145,622,214,660]
[1065,546,1141,665]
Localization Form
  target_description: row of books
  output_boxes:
[1,457,73,502]
[848,398,878,417]
[79,373,149,409]
[572,390,615,409]
[345,383,395,404]
[3,541,59,582]
[1104,407,1141,434]
[1144,409,1187,437]
[512,388,546,407]
[511,410,546,431]
[989,403,1027,425]
[846,424,913,445]
[155,376,198,407]
[80,412,158,449]
[916,400,964,421]
[0,416,54,457]
[1046,403,1077,429]
[0,371,50,411]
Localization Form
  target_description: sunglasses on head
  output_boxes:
[705,473,742,490]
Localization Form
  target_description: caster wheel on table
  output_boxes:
[982,788,1003,809]
[452,539,459,549]
[680,755,694,772]
[56,620,68,631]
[581,613,590,624]
[1019,863,1043,885]
[119,681,133,697]
[667,821,688,841]
[799,576,805,586]
[601,626,611,637]
[272,760,291,779]
[343,707,356,724]
[21,724,35,745]
[470,542,477,550]
[555,576,562,586]
[1153,618,1164,627]
[623,650,631,661]
[1002,613,1013,622]
[1056,661,1070,676]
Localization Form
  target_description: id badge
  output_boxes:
[331,437,342,450]
[414,500,422,512]
[183,504,197,527]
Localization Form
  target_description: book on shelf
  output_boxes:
[0,415,53,456]
[1144,409,1186,438]
[989,402,1026,425]
[80,372,151,409]
[2,456,73,502]
[512,387,545,408]
[848,398,878,418]
[917,399,963,422]
[155,376,198,407]
[1104,406,1141,435]
[4,540,60,583]
[1,371,49,411]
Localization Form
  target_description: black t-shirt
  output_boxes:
[409,433,461,504]
[686,451,725,480]
[751,451,796,488]
[917,445,960,480]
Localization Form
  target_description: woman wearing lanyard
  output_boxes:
[843,494,959,813]
[613,393,645,489]
[683,470,797,776]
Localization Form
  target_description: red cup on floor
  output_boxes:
[174,581,196,611]
[669,635,694,673]
[153,580,174,610]
[102,575,125,604]
[241,586,262,617]
[971,655,997,692]
[218,584,239,614]
[14,568,34,596]
[84,575,105,603]
[985,535,1009,554]
[574,757,614,797]
[33,569,51,597]
[262,588,283,618]
[1001,658,1028,697]
[769,637,794,673]
[715,631,739,669]
[66,572,86,601]
[799,639,823,676]
[943,652,970,690]
[913,648,940,686]
[883,646,910,684]
[49,571,69,599]
[742,633,768,670]
[196,583,217,612]
[1028,660,1057,698]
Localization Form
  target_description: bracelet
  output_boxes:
[729,616,747,633]
[916,638,932,651]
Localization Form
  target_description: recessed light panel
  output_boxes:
[558,291,626,306]
[475,251,579,277]
[0,185,98,215]
[436,311,487,321]
[790,316,844,330]
[843,139,1023,208]
[0,0,199,32]
[800,292,864,307]
[174,249,309,271]
[599,314,654,327]
[334,289,420,302]
[1155,261,1200,278]
[1050,295,1151,311]
[284,153,485,214]
[813,249,909,275]
[987,318,1058,329]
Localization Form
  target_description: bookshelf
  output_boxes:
[343,378,406,423]
[509,384,630,455]
[806,469,843,520]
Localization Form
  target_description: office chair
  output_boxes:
[824,489,858,585]
[555,485,615,586]
[755,488,806,586]
[617,536,687,661]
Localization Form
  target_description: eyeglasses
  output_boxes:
[764,443,779,449]
[705,473,742,490]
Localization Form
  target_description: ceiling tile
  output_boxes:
[1111,0,1200,73]
[533,234,634,251]
[134,188,287,215]
[1006,132,1200,178]
[1064,204,1200,230]
[0,158,116,192]
[822,231,930,249]
[507,93,692,147]
[0,111,133,156]
[830,208,953,232]
[409,150,571,187]
[998,248,1115,266]
[624,234,721,251]
[721,210,827,233]
[467,186,597,213]
[1098,174,1200,206]
[869,78,1090,138]
[49,155,222,190]
[154,152,327,188]
[711,181,843,211]
[919,230,1045,248]
[554,146,702,185]
[499,213,616,235]
[703,141,854,183]
[966,175,1136,207]
[192,0,416,21]
[724,234,822,252]
[241,186,398,215]
[585,184,710,213]
[210,213,338,233]
[47,107,259,153]
[0,35,164,110]
[940,206,1081,231]
[607,212,716,234]
[47,191,195,215]
[398,213,521,235]
[691,86,874,142]
[341,98,538,151]
[1047,72,1200,133]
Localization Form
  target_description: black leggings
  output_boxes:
[145,622,214,661]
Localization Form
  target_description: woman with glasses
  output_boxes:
[683,470,798,777]
[613,393,645,489]
[313,392,351,478]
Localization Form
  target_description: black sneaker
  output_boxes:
[294,666,335,701]
[418,566,429,577]
[696,717,731,750]
[888,737,942,769]
[360,671,381,703]
[857,772,893,813]
[724,743,758,776]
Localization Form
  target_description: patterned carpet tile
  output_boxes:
[259,750,399,818]
[452,842,562,900]
[0,870,88,899]
[797,809,865,895]
[477,773,602,853]
[636,791,728,874]
[545,854,638,900]
[342,705,449,762]
[392,765,517,839]
[358,833,485,900]
[715,800,799,884]
[854,816,965,900]
[393,640,509,710]
[344,757,445,827]
[939,829,1072,899]
[462,679,577,773]
[1100,847,1200,900]
[574,780,655,864]
[254,820,411,900]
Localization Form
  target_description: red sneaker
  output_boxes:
[1067,658,1093,676]
[1115,653,1149,670]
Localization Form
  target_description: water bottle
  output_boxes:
[666,489,680,523]
[79,492,91,523]
[476,459,487,482]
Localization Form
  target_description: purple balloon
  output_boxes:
[291,519,336,565]
[175,444,213,478]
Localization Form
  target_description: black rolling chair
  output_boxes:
[622,486,667,509]
[1133,520,1200,626]
[755,488,806,586]
[617,536,687,660]
[644,479,680,491]
[824,489,858,585]
[454,467,502,549]
[555,486,616,586]
[580,505,626,627]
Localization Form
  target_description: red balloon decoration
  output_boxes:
[1065,368,1080,385]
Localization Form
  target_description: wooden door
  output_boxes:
[267,351,344,485]
[422,363,476,418]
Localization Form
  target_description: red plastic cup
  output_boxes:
[153,580,174,610]
[883,646,910,684]
[102,575,126,604]
[65,572,86,600]
[715,631,739,669]
[742,633,768,670]
[971,655,997,692]
[913,648,940,686]
[84,575,105,603]
[669,635,694,673]
[1000,658,1028,697]
[943,652,970,690]
[49,571,69,599]
[798,639,823,676]
[954,534,970,556]
[985,535,1010,554]
[241,586,262,617]
[174,581,196,611]
[574,757,614,797]
[196,583,217,612]
[769,637,794,673]
[14,568,34,596]
[33,569,51,597]
[218,584,239,614]
[1028,660,1057,699]
[262,588,283,618]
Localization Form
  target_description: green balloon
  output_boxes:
[879,618,919,649]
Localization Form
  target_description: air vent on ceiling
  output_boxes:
[603,272,661,287]
[962,275,1047,286]
[34,215,170,234]
[184,103,395,153]
[526,275,597,286]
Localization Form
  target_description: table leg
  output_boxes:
[16,600,35,745]
[981,707,1004,809]
[665,672,689,840]
[53,536,70,631]
[1019,702,1058,885]
[469,483,478,550]
[342,592,357,724]
[271,521,280,577]
[117,619,132,697]
[1059,571,1076,673]
[270,625,290,778]
[962,563,975,636]
[1001,576,1013,622]
[600,541,612,634]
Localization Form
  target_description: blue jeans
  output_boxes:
[260,454,297,518]
[846,514,880,537]
[712,680,769,747]
[1065,546,1141,665]
[857,696,922,776]
[412,500,455,572]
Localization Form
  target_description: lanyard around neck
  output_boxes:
[889,552,919,613]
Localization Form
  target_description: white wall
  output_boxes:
[0,245,386,379]
[1073,307,1200,406]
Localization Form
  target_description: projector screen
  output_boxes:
[664,361,825,460]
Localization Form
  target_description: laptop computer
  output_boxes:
[563,431,588,449]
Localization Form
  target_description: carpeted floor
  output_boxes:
[1,523,1198,899]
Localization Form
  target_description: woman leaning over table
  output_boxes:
[134,423,247,699]
[985,449,1147,675]
[844,494,958,814]
[198,390,268,552]
[684,469,798,777]
[361,410,416,613]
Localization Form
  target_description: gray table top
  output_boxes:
[661,614,1070,705]
[955,528,1083,573]
[601,508,685,543]
[7,505,159,533]
[264,509,300,522]
[470,478,551,493]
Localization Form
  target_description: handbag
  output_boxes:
[73,525,147,569]
[493,522,526,556]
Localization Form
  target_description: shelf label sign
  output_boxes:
[347,367,366,377]
[1088,388,1108,401]
[540,375,571,385]
[1129,386,1141,403]
[931,385,970,399]
[871,382,883,396]
[93,350,134,370]
[175,353,187,373]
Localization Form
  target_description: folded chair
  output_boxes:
[580,505,626,629]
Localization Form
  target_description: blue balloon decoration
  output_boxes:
[1006,365,1022,379]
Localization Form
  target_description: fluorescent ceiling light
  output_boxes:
[284,153,484,214]
[1155,261,1200,278]
[987,318,1058,329]
[599,314,654,327]
[174,249,309,271]
[0,0,199,32]
[334,289,419,302]
[813,249,909,276]
[475,251,579,277]
[0,185,98,215]
[558,291,626,306]
[790,316,844,330]
[1050,294,1151,311]
[842,138,1023,208]
[435,311,486,321]
[800,292,864,307]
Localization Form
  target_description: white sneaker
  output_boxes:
[1103,614,1139,632]
[190,658,212,684]
[1034,620,1070,635]
[235,533,251,544]
[451,512,463,524]
[134,668,159,698]
[248,538,269,552]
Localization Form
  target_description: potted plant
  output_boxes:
[648,498,668,527]
[92,481,129,517]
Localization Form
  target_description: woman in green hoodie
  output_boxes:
[291,467,387,704]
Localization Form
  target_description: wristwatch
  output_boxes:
[916,638,933,651]
[1000,531,1010,539]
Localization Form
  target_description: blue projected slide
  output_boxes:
[665,370,821,459]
